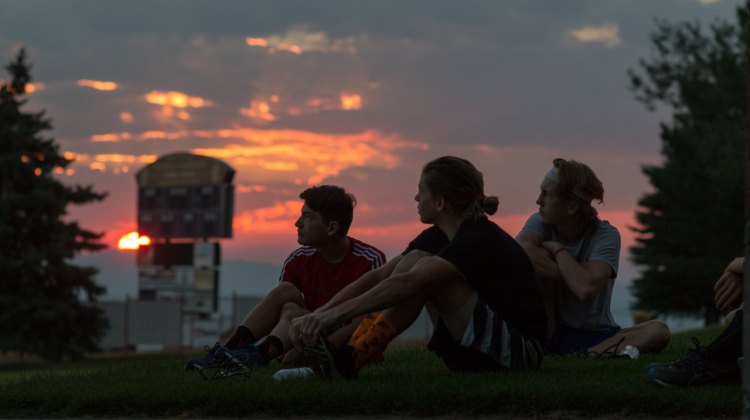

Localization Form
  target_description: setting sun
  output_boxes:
[117,232,151,250]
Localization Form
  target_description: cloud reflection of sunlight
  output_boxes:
[78,80,119,91]
[119,112,134,123]
[569,23,622,48]
[144,91,213,108]
[340,94,362,110]
[26,82,45,93]
[234,200,300,234]
[244,28,358,55]
[86,127,427,183]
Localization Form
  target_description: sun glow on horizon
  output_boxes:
[117,232,151,250]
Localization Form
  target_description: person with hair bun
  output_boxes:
[517,158,670,358]
[282,156,547,379]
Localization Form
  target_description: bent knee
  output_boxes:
[267,282,304,304]
[280,302,308,321]
[394,250,433,274]
[643,319,671,349]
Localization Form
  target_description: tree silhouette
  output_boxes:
[628,3,748,324]
[0,49,108,361]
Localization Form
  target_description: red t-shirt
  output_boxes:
[279,237,386,311]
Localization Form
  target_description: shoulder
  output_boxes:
[594,220,621,242]
[349,237,387,265]
[452,217,510,246]
[520,212,545,234]
[282,246,317,267]
[403,225,448,255]
[412,226,448,245]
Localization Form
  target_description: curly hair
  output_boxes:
[299,185,357,236]
[551,158,604,224]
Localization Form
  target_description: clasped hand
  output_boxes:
[290,310,337,351]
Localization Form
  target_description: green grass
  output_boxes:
[0,326,741,418]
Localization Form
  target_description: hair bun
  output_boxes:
[481,196,499,215]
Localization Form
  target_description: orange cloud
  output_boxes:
[144,91,213,108]
[64,152,156,175]
[120,112,134,123]
[234,200,301,234]
[84,127,427,183]
[236,184,268,193]
[239,100,276,122]
[93,154,158,164]
[569,23,621,48]
[191,128,428,184]
[340,94,362,110]
[245,27,357,55]
[246,37,269,47]
[78,79,119,91]
[91,132,131,142]
[26,82,45,93]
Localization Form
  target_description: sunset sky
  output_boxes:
[1,0,742,302]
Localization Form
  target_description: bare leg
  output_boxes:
[238,282,306,340]
[268,302,310,351]
[589,319,671,354]
[425,272,478,341]
[331,250,431,351]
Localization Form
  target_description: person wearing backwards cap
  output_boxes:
[516,158,670,358]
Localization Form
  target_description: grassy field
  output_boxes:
[0,326,741,418]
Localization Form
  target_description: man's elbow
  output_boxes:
[573,281,605,302]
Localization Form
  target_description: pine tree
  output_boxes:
[0,49,108,361]
[628,3,748,324]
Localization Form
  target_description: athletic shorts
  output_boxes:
[427,300,543,372]
[548,323,621,355]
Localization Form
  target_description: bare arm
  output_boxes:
[715,257,744,311]
[542,241,612,302]
[516,231,562,282]
[293,255,453,347]
[316,255,402,313]
[726,257,744,274]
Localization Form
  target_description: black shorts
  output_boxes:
[427,300,543,372]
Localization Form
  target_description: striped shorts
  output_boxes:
[428,300,543,372]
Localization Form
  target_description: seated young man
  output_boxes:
[283,156,547,379]
[516,158,670,358]
[647,257,744,386]
[184,185,385,378]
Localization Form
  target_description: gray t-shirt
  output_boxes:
[521,212,621,330]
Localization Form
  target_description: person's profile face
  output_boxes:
[294,203,330,246]
[536,177,566,225]
[415,175,439,224]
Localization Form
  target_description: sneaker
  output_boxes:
[572,337,636,360]
[273,367,316,381]
[302,337,356,380]
[647,338,740,386]
[210,344,264,381]
[184,342,226,372]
